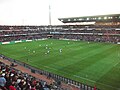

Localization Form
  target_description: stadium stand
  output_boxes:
[0,25,120,43]
[0,15,120,43]
[0,61,53,90]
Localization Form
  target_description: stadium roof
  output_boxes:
[58,14,120,23]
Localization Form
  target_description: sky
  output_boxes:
[0,0,120,25]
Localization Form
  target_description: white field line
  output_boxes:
[73,75,119,89]
[114,61,120,67]
[23,44,120,89]
[39,64,119,90]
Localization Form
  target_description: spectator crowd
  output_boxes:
[0,61,62,90]
[0,25,119,43]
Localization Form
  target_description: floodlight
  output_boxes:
[108,17,111,19]
[61,19,63,21]
[74,19,76,21]
[98,17,101,20]
[79,18,82,20]
[87,18,89,20]
[104,17,107,19]
[68,19,70,21]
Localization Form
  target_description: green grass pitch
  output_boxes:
[0,39,120,90]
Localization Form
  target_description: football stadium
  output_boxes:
[0,0,120,90]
